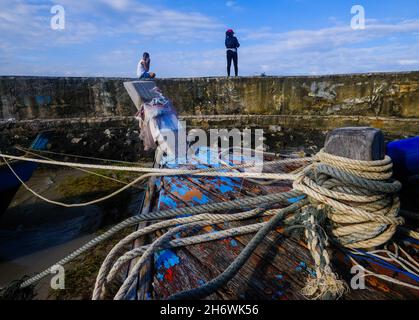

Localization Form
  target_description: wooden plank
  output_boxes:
[129,148,163,300]
[123,80,159,110]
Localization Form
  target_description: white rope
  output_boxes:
[16,146,142,166]
[93,148,416,300]
[3,147,418,299]
[15,147,138,186]
[349,256,419,291]
[0,152,308,208]
[0,152,311,178]
[92,207,298,299]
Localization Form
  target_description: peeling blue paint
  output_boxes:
[218,184,234,193]
[230,239,238,247]
[159,193,179,208]
[295,261,306,272]
[295,261,316,277]
[170,182,211,204]
[154,249,180,270]
[189,175,237,194]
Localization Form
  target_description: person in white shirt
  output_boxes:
[137,52,156,79]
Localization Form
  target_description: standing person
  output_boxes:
[137,52,156,79]
[225,29,240,77]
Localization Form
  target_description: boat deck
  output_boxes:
[133,148,419,300]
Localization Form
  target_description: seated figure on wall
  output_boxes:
[137,52,156,79]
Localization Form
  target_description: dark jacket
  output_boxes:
[225,35,240,50]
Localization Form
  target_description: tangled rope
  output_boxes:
[0,148,416,299]
[18,190,301,289]
[92,206,303,300]
[90,149,413,300]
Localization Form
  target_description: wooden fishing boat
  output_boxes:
[119,81,419,300]
[123,149,418,300]
[0,132,51,215]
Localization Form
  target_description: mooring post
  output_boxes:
[324,127,385,161]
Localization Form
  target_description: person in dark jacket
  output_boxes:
[225,29,240,77]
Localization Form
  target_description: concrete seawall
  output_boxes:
[1,72,418,158]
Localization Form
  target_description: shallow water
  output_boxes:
[0,167,144,297]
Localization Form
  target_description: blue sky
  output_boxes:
[1,0,418,77]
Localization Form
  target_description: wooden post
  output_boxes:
[123,80,159,111]
[324,127,385,161]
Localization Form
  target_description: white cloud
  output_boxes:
[398,59,419,66]
[0,0,223,47]
[152,19,419,77]
[225,19,419,75]
[225,1,243,11]
[0,1,418,77]
[99,0,131,11]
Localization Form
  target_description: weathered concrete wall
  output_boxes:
[0,116,153,162]
[1,72,418,157]
[1,72,419,121]
[0,77,135,121]
[156,73,419,119]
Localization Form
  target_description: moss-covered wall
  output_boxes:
[156,73,419,119]
[1,72,419,120]
[0,77,134,120]
[1,72,418,152]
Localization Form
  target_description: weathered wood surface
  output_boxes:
[132,151,418,300]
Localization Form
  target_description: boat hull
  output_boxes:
[0,161,38,193]
[0,132,50,214]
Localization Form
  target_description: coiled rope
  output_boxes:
[94,149,412,300]
[0,149,416,299]
[293,150,404,249]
